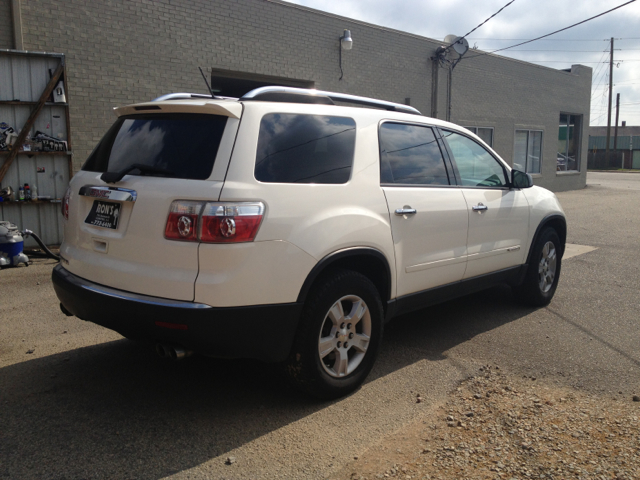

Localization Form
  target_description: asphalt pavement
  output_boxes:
[1,172,639,479]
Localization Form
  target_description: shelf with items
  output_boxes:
[0,101,69,107]
[0,199,62,204]
[0,56,72,183]
[0,50,72,246]
[0,150,72,156]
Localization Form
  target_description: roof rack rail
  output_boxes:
[240,86,421,115]
[152,93,220,102]
[153,93,214,101]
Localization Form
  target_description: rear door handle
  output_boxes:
[395,207,417,216]
[472,203,488,212]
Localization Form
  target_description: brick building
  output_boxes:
[1,0,591,191]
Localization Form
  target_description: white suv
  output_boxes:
[53,87,566,399]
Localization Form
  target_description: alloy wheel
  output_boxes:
[317,295,372,377]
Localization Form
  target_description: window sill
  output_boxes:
[556,170,581,176]
[530,173,543,178]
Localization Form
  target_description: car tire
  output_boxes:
[512,227,562,307]
[284,269,384,400]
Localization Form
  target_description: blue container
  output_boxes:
[0,240,24,258]
[1,221,28,266]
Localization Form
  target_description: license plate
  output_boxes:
[85,200,121,229]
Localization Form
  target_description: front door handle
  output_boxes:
[395,207,417,216]
[472,203,488,212]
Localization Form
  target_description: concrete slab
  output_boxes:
[563,243,598,260]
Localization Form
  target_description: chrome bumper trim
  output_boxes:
[79,185,137,202]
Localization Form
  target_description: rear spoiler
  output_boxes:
[114,100,242,119]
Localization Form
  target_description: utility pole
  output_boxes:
[614,93,621,168]
[605,37,614,164]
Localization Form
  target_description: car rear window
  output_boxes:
[82,113,228,180]
[255,113,356,184]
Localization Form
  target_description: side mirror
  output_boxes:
[511,169,533,189]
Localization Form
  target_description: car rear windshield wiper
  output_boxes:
[100,163,176,184]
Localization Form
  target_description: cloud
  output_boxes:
[284,0,640,125]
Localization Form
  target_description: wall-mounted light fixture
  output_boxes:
[339,29,353,80]
[341,29,353,50]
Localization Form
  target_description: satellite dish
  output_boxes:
[444,34,458,44]
[444,35,469,56]
[453,37,469,56]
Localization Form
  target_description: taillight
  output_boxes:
[201,203,265,243]
[164,201,203,241]
[62,187,71,220]
[164,201,264,243]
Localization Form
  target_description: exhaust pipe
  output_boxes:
[155,343,170,358]
[171,345,193,361]
[155,343,193,361]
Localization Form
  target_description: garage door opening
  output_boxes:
[209,69,314,98]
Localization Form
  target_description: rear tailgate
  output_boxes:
[60,102,241,301]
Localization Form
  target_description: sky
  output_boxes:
[284,0,640,127]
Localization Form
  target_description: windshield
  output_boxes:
[82,113,228,180]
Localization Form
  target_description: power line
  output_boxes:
[506,49,623,52]
[511,60,603,63]
[464,1,637,60]
[509,58,640,62]
[460,0,517,39]
[467,37,640,42]
[469,38,607,41]
[597,70,610,123]
[591,51,613,98]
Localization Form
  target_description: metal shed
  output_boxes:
[0,50,71,247]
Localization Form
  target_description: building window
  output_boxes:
[464,126,494,147]
[558,114,581,171]
[514,130,543,174]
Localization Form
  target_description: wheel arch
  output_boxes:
[526,214,567,265]
[296,247,392,307]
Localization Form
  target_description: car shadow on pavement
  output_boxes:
[371,285,531,380]
[0,285,532,479]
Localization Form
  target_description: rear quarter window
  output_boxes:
[255,113,356,184]
[82,113,228,180]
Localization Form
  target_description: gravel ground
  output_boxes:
[336,367,640,480]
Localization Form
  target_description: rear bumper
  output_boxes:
[52,265,303,362]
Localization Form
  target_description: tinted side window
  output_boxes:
[255,114,356,184]
[82,114,228,180]
[441,130,507,187]
[379,123,450,185]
